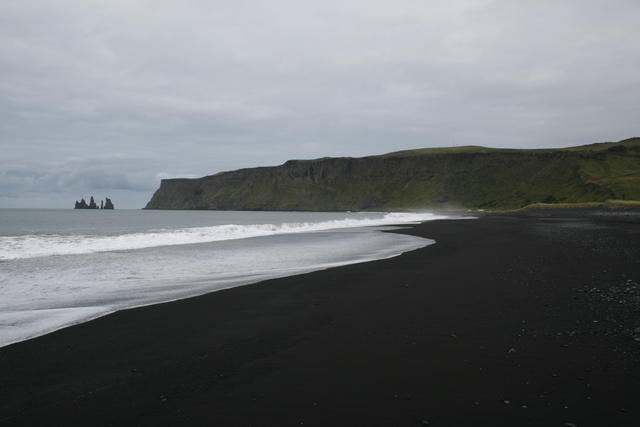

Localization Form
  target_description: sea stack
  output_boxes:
[103,198,115,209]
[74,198,89,209]
[73,197,115,209]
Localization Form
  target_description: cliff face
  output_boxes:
[145,138,640,211]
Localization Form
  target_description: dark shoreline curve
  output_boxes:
[1,212,639,426]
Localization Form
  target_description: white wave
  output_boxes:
[0,229,434,347]
[0,212,447,260]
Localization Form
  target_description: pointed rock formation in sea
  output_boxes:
[74,196,115,209]
[75,198,89,209]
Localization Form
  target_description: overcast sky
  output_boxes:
[1,0,639,208]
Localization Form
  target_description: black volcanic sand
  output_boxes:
[2,212,640,427]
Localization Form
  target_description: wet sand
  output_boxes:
[1,211,639,426]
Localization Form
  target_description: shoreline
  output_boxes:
[1,211,639,426]
[0,218,437,349]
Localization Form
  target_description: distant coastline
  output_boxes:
[145,137,640,212]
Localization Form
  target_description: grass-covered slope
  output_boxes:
[145,138,640,211]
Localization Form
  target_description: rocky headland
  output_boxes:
[145,137,640,211]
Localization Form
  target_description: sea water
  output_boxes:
[0,209,449,347]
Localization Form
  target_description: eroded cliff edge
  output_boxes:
[145,138,640,211]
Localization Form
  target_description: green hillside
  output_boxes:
[145,137,640,211]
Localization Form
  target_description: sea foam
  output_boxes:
[0,212,447,260]
[0,210,462,348]
[0,228,434,347]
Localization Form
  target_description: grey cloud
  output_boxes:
[0,160,158,196]
[1,0,639,208]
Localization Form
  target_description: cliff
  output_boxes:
[145,138,640,211]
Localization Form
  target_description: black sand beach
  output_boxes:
[1,212,639,426]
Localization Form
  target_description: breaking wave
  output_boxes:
[0,212,447,260]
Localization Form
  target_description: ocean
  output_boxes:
[0,209,449,347]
